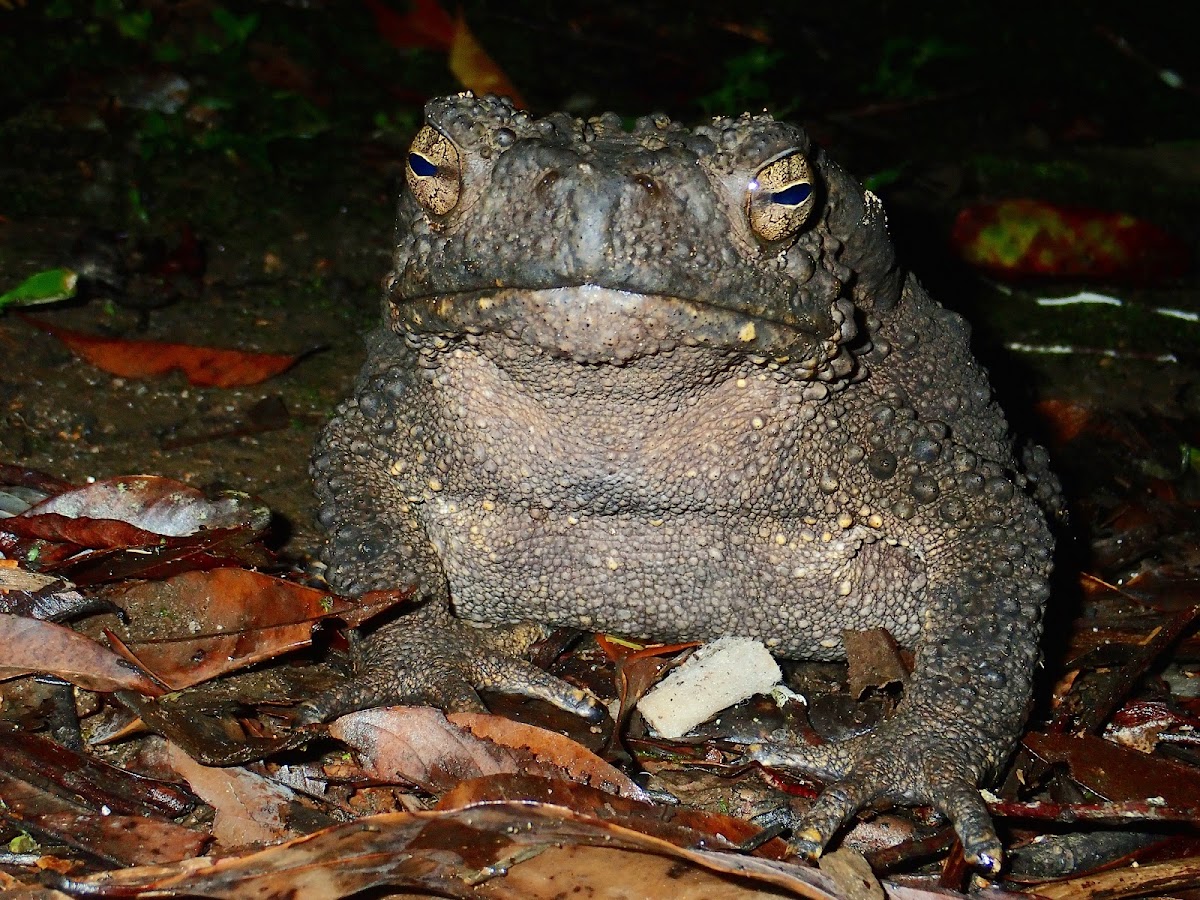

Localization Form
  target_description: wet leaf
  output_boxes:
[1,477,272,583]
[1106,700,1200,754]
[438,773,795,860]
[0,614,163,694]
[0,728,195,819]
[1024,731,1200,808]
[22,316,300,387]
[1031,854,1200,900]
[0,770,208,867]
[0,268,77,309]
[108,571,410,690]
[16,475,268,542]
[0,565,94,620]
[951,199,1191,282]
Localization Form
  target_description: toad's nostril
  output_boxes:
[634,174,658,195]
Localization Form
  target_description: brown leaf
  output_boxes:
[0,729,195,818]
[329,706,523,793]
[0,614,162,695]
[843,628,909,700]
[1031,854,1200,900]
[438,773,797,861]
[448,711,652,801]
[23,316,299,387]
[109,570,410,690]
[159,740,312,850]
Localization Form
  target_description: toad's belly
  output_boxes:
[423,499,927,659]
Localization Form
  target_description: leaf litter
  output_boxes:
[4,404,1200,899]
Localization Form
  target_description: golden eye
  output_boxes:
[747,152,816,242]
[405,125,461,215]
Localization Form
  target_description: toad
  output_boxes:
[306,94,1056,871]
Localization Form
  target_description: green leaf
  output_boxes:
[0,268,78,310]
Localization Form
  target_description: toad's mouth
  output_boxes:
[392,285,852,369]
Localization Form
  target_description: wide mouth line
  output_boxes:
[396,284,810,333]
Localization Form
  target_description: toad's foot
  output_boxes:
[749,718,1003,873]
[296,604,604,726]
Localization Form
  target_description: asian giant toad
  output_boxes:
[306,93,1056,871]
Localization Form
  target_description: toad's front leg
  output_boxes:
[752,504,1051,872]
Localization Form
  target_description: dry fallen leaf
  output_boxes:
[329,706,523,793]
[448,711,652,801]
[0,614,162,695]
[109,570,410,690]
[23,316,300,387]
[160,739,311,850]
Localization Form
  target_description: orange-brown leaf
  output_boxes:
[448,711,652,801]
[24,317,299,387]
[447,11,526,107]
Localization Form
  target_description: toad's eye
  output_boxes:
[747,152,816,242]
[406,125,461,215]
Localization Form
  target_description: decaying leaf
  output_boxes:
[160,739,316,850]
[329,706,524,793]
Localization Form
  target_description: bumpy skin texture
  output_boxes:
[309,94,1056,871]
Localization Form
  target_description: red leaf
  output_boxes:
[23,316,299,387]
[1024,731,1200,808]
[951,199,1191,283]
